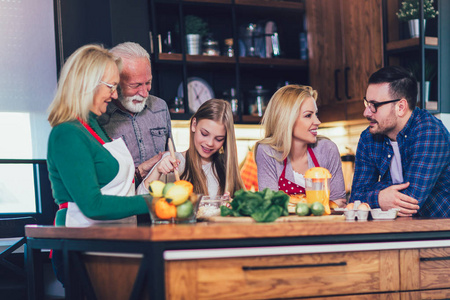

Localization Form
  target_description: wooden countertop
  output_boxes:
[25,218,450,242]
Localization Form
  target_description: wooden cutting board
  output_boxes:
[198,214,345,223]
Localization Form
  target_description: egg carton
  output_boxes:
[335,201,400,221]
[370,208,400,220]
[335,200,370,221]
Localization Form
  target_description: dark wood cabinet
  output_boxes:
[149,0,308,124]
[306,0,383,123]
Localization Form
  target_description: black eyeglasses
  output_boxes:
[99,81,118,94]
[363,97,401,113]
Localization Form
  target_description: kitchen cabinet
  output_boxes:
[149,0,308,124]
[166,250,399,299]
[306,0,383,123]
[26,218,450,300]
[55,0,150,70]
[383,0,450,114]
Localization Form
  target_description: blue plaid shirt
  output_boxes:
[350,108,450,217]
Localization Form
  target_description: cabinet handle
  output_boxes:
[334,69,341,101]
[420,256,450,262]
[242,261,347,271]
[344,67,351,99]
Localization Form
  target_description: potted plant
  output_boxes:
[408,60,437,103]
[397,0,438,38]
[184,15,209,55]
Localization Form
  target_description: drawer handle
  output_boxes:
[242,261,347,271]
[420,256,450,262]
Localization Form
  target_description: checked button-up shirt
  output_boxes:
[98,95,173,168]
[350,108,450,217]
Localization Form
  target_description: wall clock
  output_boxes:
[177,77,215,113]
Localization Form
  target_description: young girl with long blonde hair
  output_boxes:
[143,99,245,197]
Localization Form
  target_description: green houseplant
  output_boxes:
[397,0,438,38]
[183,15,209,55]
[184,15,209,37]
[408,60,437,103]
[396,0,438,21]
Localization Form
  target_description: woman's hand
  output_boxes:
[157,155,180,175]
[143,155,180,188]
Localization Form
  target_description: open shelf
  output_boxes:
[180,0,305,10]
[235,0,304,10]
[158,53,307,68]
[239,57,308,68]
[386,37,438,52]
[241,115,262,124]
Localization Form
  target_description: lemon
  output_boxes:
[148,180,165,197]
[295,203,310,216]
[162,182,175,196]
[310,202,325,216]
[177,200,194,218]
[165,185,190,206]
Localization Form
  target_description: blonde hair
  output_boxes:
[256,84,318,162]
[181,99,245,197]
[48,44,122,127]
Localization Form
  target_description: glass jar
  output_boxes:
[203,38,220,56]
[248,85,270,117]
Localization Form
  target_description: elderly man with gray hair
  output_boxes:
[98,42,173,183]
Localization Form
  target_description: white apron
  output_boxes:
[65,136,137,227]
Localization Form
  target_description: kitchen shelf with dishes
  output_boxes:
[149,0,308,124]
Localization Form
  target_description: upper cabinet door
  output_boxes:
[341,0,383,118]
[306,0,344,110]
[307,0,383,122]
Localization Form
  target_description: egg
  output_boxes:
[346,203,354,210]
[358,203,371,210]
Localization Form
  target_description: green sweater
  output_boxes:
[47,113,151,226]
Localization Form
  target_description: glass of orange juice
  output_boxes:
[305,167,332,214]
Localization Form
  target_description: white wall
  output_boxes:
[0,0,57,159]
[436,113,450,131]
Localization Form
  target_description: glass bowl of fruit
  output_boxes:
[146,180,202,224]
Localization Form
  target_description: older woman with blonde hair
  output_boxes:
[143,99,245,197]
[48,44,153,284]
[47,44,151,227]
[255,85,346,207]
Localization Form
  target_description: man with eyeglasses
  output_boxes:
[98,42,172,184]
[350,66,450,217]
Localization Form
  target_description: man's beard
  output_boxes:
[118,94,147,113]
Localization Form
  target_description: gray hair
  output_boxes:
[110,42,150,63]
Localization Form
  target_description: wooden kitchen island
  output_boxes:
[26,218,450,300]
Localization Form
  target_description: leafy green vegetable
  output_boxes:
[221,188,290,222]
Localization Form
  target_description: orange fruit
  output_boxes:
[289,194,307,204]
[174,180,194,194]
[154,198,177,219]
[329,200,339,209]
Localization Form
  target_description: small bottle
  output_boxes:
[164,31,174,53]
[230,88,238,116]
[224,38,234,57]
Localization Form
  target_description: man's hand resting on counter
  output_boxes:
[378,182,420,217]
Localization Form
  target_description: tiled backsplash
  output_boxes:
[171,120,368,164]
